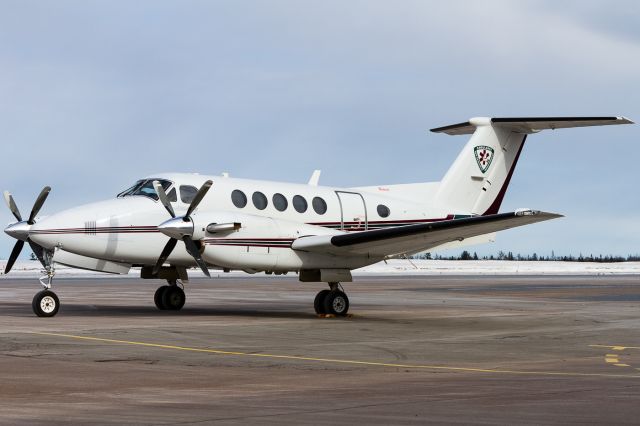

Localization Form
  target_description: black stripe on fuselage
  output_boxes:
[30,226,160,235]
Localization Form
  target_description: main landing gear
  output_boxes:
[154,279,186,311]
[314,282,350,316]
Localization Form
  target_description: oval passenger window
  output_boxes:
[273,193,288,212]
[312,197,327,215]
[231,190,247,208]
[377,204,390,218]
[293,195,307,213]
[252,191,268,210]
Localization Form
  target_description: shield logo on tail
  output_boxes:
[474,145,494,174]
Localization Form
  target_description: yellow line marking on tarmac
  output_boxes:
[590,345,640,351]
[29,332,640,379]
[592,346,638,370]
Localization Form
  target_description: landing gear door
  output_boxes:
[335,191,368,231]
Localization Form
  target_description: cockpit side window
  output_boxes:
[117,179,172,201]
[167,187,178,202]
[179,185,198,204]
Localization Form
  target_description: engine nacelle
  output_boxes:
[190,210,343,272]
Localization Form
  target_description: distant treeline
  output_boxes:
[411,251,640,263]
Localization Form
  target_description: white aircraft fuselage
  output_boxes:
[29,174,451,272]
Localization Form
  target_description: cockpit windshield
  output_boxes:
[117,179,173,201]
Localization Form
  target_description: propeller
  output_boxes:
[5,240,24,275]
[3,186,51,274]
[152,180,212,277]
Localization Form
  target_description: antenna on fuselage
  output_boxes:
[308,170,321,186]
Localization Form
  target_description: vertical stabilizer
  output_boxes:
[431,116,632,215]
[434,117,525,215]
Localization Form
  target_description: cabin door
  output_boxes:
[335,191,368,231]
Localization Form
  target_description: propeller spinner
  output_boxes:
[3,187,51,274]
[152,180,212,277]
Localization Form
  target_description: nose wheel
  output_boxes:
[154,280,186,311]
[32,290,60,317]
[314,283,350,316]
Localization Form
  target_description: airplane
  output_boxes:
[2,116,633,317]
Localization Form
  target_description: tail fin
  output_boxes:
[432,116,633,215]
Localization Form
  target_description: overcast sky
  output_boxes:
[1,0,638,259]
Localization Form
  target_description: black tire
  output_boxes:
[314,289,331,314]
[162,285,186,311]
[323,290,349,316]
[154,286,168,310]
[32,290,60,317]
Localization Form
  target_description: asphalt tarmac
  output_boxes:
[1,274,640,425]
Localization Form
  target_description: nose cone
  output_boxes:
[28,197,158,251]
[4,221,31,241]
[158,217,193,240]
[28,216,61,250]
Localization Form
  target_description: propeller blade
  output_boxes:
[153,181,175,218]
[28,186,51,224]
[5,240,25,274]
[28,240,47,268]
[3,191,22,222]
[152,238,178,275]
[182,236,210,277]
[185,180,213,218]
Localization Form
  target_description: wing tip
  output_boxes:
[429,121,473,135]
[514,209,563,219]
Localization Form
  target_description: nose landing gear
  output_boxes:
[154,280,186,311]
[314,282,350,316]
[32,263,59,317]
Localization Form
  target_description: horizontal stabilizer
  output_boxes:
[431,116,633,135]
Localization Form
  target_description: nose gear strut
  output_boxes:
[34,249,59,316]
[38,264,55,290]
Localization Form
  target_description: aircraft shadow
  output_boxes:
[1,301,321,319]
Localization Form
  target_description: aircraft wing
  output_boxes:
[291,210,561,258]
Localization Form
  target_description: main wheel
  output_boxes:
[154,286,168,310]
[323,290,349,316]
[314,289,331,314]
[32,290,60,317]
[162,285,186,311]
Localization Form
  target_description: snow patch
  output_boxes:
[355,259,640,275]
[1,259,639,279]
